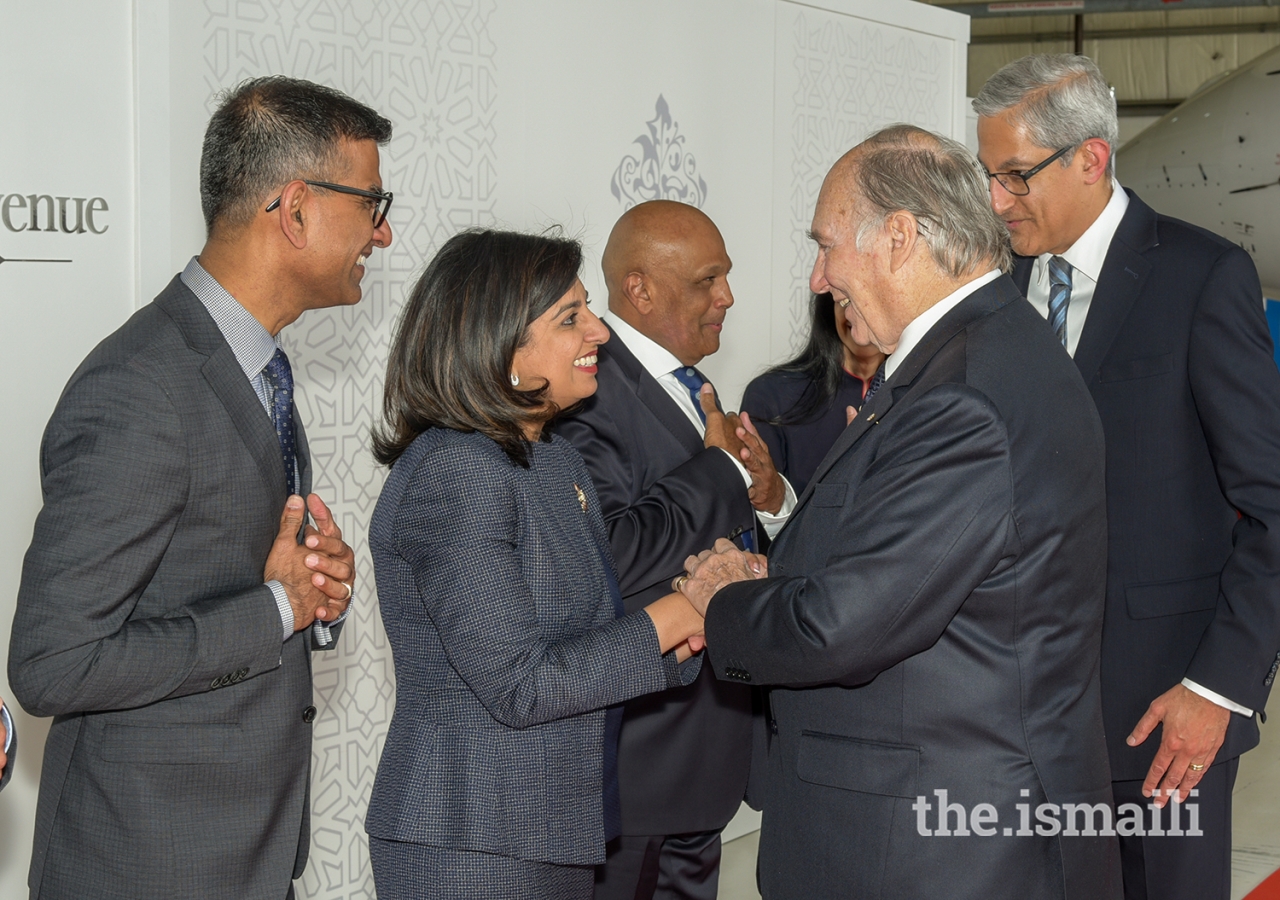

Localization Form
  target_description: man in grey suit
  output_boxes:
[679,125,1120,899]
[8,76,393,899]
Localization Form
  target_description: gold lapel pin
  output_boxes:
[574,483,587,513]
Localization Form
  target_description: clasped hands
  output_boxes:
[264,493,356,631]
[670,538,768,655]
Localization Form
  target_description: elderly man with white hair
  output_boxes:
[677,124,1121,899]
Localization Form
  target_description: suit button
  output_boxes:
[302,706,317,723]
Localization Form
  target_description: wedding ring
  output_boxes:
[1188,762,1205,772]
[340,581,353,601]
[675,576,689,592]
[837,297,851,309]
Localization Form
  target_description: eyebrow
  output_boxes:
[555,298,583,316]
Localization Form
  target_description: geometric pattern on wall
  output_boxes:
[200,2,496,897]
[784,8,949,352]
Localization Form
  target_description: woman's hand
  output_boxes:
[643,591,705,657]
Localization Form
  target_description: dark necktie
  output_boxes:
[862,363,886,407]
[1048,256,1073,348]
[263,348,298,494]
[671,366,714,425]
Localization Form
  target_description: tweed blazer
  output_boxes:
[10,275,333,900]
[366,428,688,866]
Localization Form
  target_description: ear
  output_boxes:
[274,180,309,250]
[1078,138,1112,186]
[622,272,654,316]
[885,211,919,275]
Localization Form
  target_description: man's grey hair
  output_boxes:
[972,54,1118,175]
[850,124,1011,276]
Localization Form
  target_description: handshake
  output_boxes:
[666,538,769,658]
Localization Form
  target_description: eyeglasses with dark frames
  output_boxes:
[983,146,1074,196]
[265,180,394,228]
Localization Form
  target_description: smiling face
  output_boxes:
[303,137,393,310]
[976,111,1109,258]
[511,279,610,414]
[808,169,903,355]
[644,219,734,367]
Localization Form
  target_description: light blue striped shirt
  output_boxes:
[180,257,345,646]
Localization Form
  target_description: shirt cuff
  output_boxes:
[718,449,797,537]
[1,704,12,753]
[268,580,293,641]
[312,600,351,648]
[1181,678,1254,717]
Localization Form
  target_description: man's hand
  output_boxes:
[675,538,760,615]
[701,383,747,459]
[264,494,355,631]
[1127,683,1232,806]
[736,412,786,514]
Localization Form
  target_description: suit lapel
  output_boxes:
[155,277,290,499]
[1072,190,1157,386]
[782,277,1020,527]
[605,331,705,458]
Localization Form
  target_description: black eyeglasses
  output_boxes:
[984,146,1073,196]
[265,180,394,228]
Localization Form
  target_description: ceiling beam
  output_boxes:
[972,20,1280,43]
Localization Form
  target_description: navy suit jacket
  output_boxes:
[366,429,690,865]
[1013,190,1280,779]
[706,277,1119,899]
[555,331,758,835]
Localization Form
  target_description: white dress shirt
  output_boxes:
[1024,187,1251,718]
[603,313,796,537]
[883,269,1002,380]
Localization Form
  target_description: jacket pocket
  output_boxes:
[797,731,921,798]
[1098,352,1173,383]
[1125,573,1220,619]
[100,723,242,764]
[810,483,848,508]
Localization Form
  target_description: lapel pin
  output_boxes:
[574,483,587,513]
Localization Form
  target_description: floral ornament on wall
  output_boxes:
[610,95,709,210]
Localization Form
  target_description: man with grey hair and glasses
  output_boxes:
[10,76,392,899]
[976,54,1280,900]
[674,124,1120,898]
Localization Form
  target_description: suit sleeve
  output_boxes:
[704,384,1014,687]
[8,364,285,718]
[394,445,682,730]
[1182,247,1280,712]
[557,404,755,610]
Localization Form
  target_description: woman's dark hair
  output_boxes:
[764,293,848,426]
[372,229,583,468]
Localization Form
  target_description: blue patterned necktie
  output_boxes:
[862,363,886,407]
[263,348,298,494]
[671,366,714,424]
[1048,256,1073,348]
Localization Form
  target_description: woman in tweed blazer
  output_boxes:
[366,229,709,900]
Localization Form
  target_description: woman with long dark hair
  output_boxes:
[742,292,886,493]
[365,229,707,899]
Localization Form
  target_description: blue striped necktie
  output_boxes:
[263,348,298,494]
[671,366,712,424]
[862,363,886,406]
[1048,256,1073,348]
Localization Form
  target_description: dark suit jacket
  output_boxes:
[365,429,689,868]
[555,330,757,835]
[1013,190,1280,780]
[705,277,1120,900]
[9,276,336,900]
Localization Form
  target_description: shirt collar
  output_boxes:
[180,256,280,380]
[1035,178,1129,286]
[601,311,687,380]
[884,269,1002,379]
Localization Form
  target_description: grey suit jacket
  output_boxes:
[706,278,1121,900]
[9,275,336,900]
[366,428,689,867]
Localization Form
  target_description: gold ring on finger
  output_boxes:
[1189,762,1205,772]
